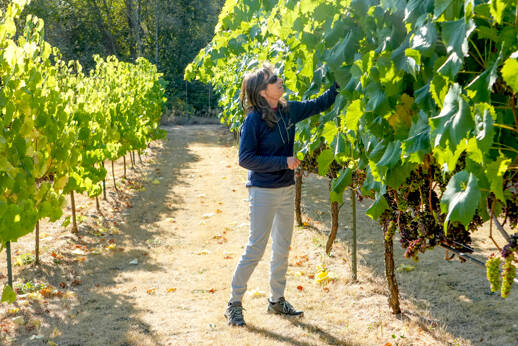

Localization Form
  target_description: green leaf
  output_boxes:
[437,19,475,78]
[466,56,500,102]
[366,193,389,220]
[342,100,363,133]
[313,2,335,22]
[330,168,353,204]
[410,22,438,57]
[317,149,334,176]
[403,110,431,160]
[386,162,414,189]
[430,74,449,108]
[321,121,338,145]
[1,285,16,303]
[501,54,518,93]
[441,171,481,230]
[490,0,511,24]
[431,84,475,150]
[485,157,511,203]
[473,103,495,153]
[377,140,402,169]
[434,0,456,19]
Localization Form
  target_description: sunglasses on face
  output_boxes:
[266,74,279,84]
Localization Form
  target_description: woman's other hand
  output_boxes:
[287,156,300,170]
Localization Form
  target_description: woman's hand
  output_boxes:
[287,156,300,170]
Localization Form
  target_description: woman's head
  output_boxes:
[240,63,287,128]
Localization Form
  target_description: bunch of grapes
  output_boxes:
[504,194,518,229]
[404,238,426,260]
[485,255,502,293]
[384,220,396,242]
[501,255,516,298]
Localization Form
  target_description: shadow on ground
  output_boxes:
[300,173,518,346]
[11,125,234,345]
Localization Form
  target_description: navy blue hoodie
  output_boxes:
[238,84,338,188]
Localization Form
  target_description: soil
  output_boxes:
[0,125,517,345]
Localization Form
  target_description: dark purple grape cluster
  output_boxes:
[501,233,518,258]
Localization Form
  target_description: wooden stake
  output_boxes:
[6,241,13,288]
[295,168,303,226]
[71,191,78,234]
[384,227,401,314]
[351,189,357,281]
[112,160,118,191]
[123,155,127,179]
[35,221,40,265]
[102,161,107,200]
[96,196,101,214]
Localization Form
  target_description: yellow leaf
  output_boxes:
[396,264,416,272]
[216,209,223,214]
[106,244,116,251]
[167,288,177,293]
[51,327,61,338]
[248,288,266,298]
[152,179,160,185]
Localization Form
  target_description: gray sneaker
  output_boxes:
[224,301,246,326]
[267,297,303,317]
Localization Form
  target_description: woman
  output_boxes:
[225,63,338,327]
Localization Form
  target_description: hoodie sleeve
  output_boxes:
[238,114,289,172]
[290,82,339,123]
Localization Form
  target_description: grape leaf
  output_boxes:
[441,171,481,231]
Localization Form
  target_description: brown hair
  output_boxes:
[240,63,287,128]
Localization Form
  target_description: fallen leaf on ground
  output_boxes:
[152,179,161,185]
[147,288,157,295]
[216,209,223,214]
[248,289,266,298]
[194,250,210,255]
[396,264,416,272]
[208,288,216,294]
[51,327,61,338]
[297,285,303,291]
[167,288,177,293]
[13,316,24,325]
[202,213,215,219]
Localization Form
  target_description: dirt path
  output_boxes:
[2,125,517,345]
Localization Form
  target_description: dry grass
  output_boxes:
[0,125,516,345]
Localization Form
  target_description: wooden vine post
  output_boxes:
[138,150,143,164]
[351,189,357,281]
[295,168,303,226]
[102,161,107,200]
[70,191,78,233]
[325,181,340,254]
[326,200,340,254]
[6,242,13,288]
[384,222,401,314]
[123,155,127,179]
[35,221,40,265]
[96,196,101,214]
[112,160,118,191]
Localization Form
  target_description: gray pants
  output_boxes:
[230,185,295,303]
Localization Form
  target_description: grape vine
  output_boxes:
[186,0,518,303]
